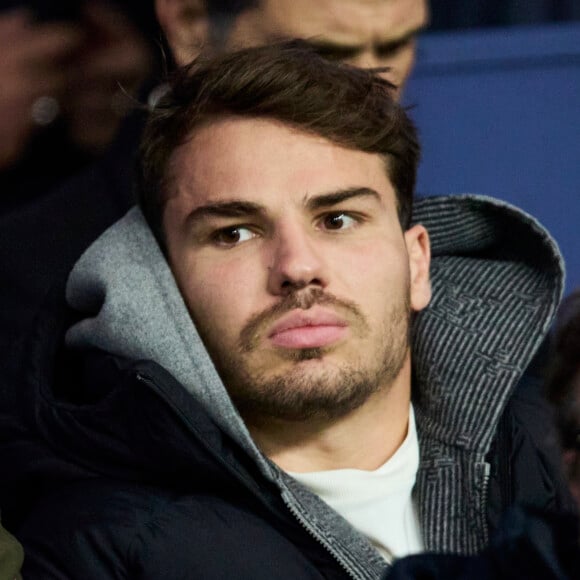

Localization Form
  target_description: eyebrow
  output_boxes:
[306,187,382,210]
[301,26,425,61]
[186,201,266,227]
[185,187,381,225]
[302,39,360,61]
[375,27,423,55]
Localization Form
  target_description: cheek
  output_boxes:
[336,241,410,305]
[181,258,263,339]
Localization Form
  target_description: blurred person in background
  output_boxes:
[0,0,156,213]
[158,0,429,94]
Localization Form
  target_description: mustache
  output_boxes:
[239,288,368,352]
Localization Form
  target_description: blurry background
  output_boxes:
[405,0,580,294]
[429,0,580,29]
[0,0,159,213]
[1,0,577,293]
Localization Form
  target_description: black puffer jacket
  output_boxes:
[6,309,578,580]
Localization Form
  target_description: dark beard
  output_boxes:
[203,288,411,422]
[229,355,405,423]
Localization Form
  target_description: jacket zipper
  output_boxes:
[479,461,491,547]
[281,488,377,580]
[136,372,365,579]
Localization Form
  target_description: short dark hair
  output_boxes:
[137,41,420,245]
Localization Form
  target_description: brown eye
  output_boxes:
[213,227,255,246]
[321,213,356,231]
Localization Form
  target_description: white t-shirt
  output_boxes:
[289,406,423,563]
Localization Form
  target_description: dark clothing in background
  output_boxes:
[0,114,141,540]
[386,506,580,579]
[0,111,141,356]
[0,124,93,215]
[0,0,158,215]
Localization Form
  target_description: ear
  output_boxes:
[155,0,209,66]
[404,224,431,312]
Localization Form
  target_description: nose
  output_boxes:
[266,225,328,295]
[352,50,382,71]
[350,51,402,96]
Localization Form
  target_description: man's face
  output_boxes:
[163,117,430,422]
[160,0,429,94]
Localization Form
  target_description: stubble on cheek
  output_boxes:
[189,278,412,422]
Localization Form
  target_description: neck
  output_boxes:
[246,355,412,473]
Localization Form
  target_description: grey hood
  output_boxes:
[66,201,274,478]
[65,194,564,578]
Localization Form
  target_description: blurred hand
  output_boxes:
[64,1,153,153]
[0,9,81,169]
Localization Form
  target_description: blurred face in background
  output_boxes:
[157,0,429,96]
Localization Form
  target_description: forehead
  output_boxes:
[167,117,396,211]
[237,0,428,46]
